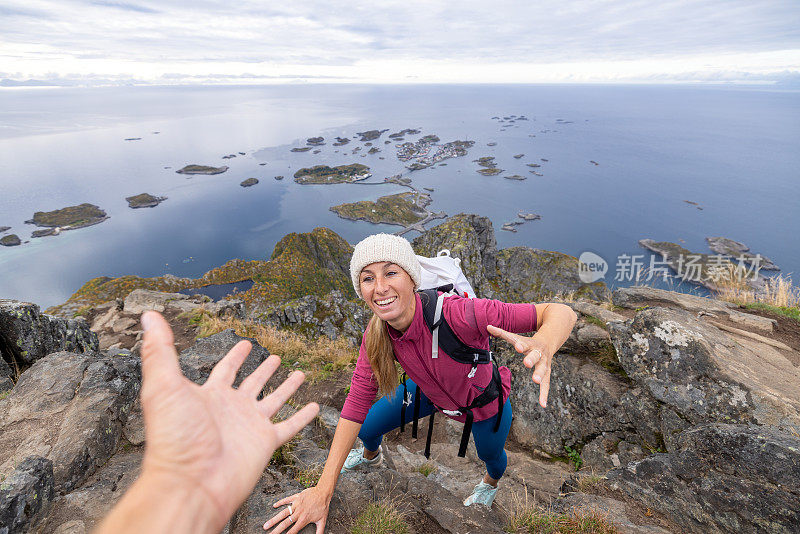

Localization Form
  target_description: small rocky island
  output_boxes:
[290,147,312,153]
[639,239,769,294]
[706,236,779,271]
[356,129,389,142]
[0,234,21,246]
[240,178,259,187]
[293,164,371,184]
[25,203,109,234]
[176,165,228,175]
[125,193,167,208]
[0,226,10,233]
[330,192,428,226]
[306,137,325,146]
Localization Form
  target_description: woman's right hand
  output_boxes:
[264,485,330,534]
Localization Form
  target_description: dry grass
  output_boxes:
[294,464,323,488]
[188,310,357,381]
[711,269,800,321]
[351,497,409,534]
[576,472,607,493]
[503,488,618,534]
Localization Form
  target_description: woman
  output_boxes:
[264,234,577,533]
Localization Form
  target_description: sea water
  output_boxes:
[0,84,798,309]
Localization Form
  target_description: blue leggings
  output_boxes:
[358,378,513,480]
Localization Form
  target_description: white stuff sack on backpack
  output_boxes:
[415,249,477,298]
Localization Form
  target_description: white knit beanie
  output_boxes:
[350,234,422,299]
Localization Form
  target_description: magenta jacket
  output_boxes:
[340,293,537,424]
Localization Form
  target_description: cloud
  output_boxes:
[0,0,798,84]
[90,1,160,14]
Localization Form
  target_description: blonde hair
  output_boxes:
[365,314,399,397]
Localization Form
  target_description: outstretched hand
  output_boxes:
[136,310,319,531]
[487,324,552,408]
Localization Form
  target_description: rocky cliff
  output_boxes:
[2,215,799,533]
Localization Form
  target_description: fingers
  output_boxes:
[273,403,320,445]
[205,340,252,387]
[239,354,281,397]
[266,516,294,534]
[539,371,551,408]
[140,311,182,388]
[486,325,527,353]
[523,348,543,369]
[316,519,326,534]
[259,370,306,419]
[532,357,551,408]
[263,505,293,531]
[272,494,297,508]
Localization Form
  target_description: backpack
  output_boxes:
[398,251,505,459]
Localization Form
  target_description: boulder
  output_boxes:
[257,290,370,345]
[0,456,55,533]
[506,351,631,456]
[179,329,269,386]
[122,289,193,314]
[0,349,139,494]
[608,306,800,438]
[612,286,775,332]
[607,423,800,533]
[0,299,98,366]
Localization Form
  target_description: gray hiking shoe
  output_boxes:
[341,446,383,473]
[463,480,498,507]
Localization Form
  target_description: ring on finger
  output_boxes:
[287,504,294,521]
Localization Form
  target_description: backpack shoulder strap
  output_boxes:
[417,289,491,366]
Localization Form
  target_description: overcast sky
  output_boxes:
[1,0,799,85]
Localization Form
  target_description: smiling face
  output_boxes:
[359,261,417,332]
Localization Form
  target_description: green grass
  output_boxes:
[564,445,583,471]
[744,302,800,323]
[0,390,10,401]
[582,315,607,329]
[416,462,437,477]
[351,500,408,534]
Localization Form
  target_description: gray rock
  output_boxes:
[619,388,664,450]
[0,354,13,393]
[0,350,139,494]
[608,306,800,435]
[257,290,369,345]
[580,433,646,472]
[122,289,191,314]
[0,299,98,367]
[506,351,630,455]
[607,423,800,533]
[612,286,776,332]
[0,456,55,533]
[179,329,269,386]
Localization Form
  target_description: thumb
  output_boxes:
[487,325,525,353]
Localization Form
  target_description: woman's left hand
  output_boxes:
[486,325,552,408]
